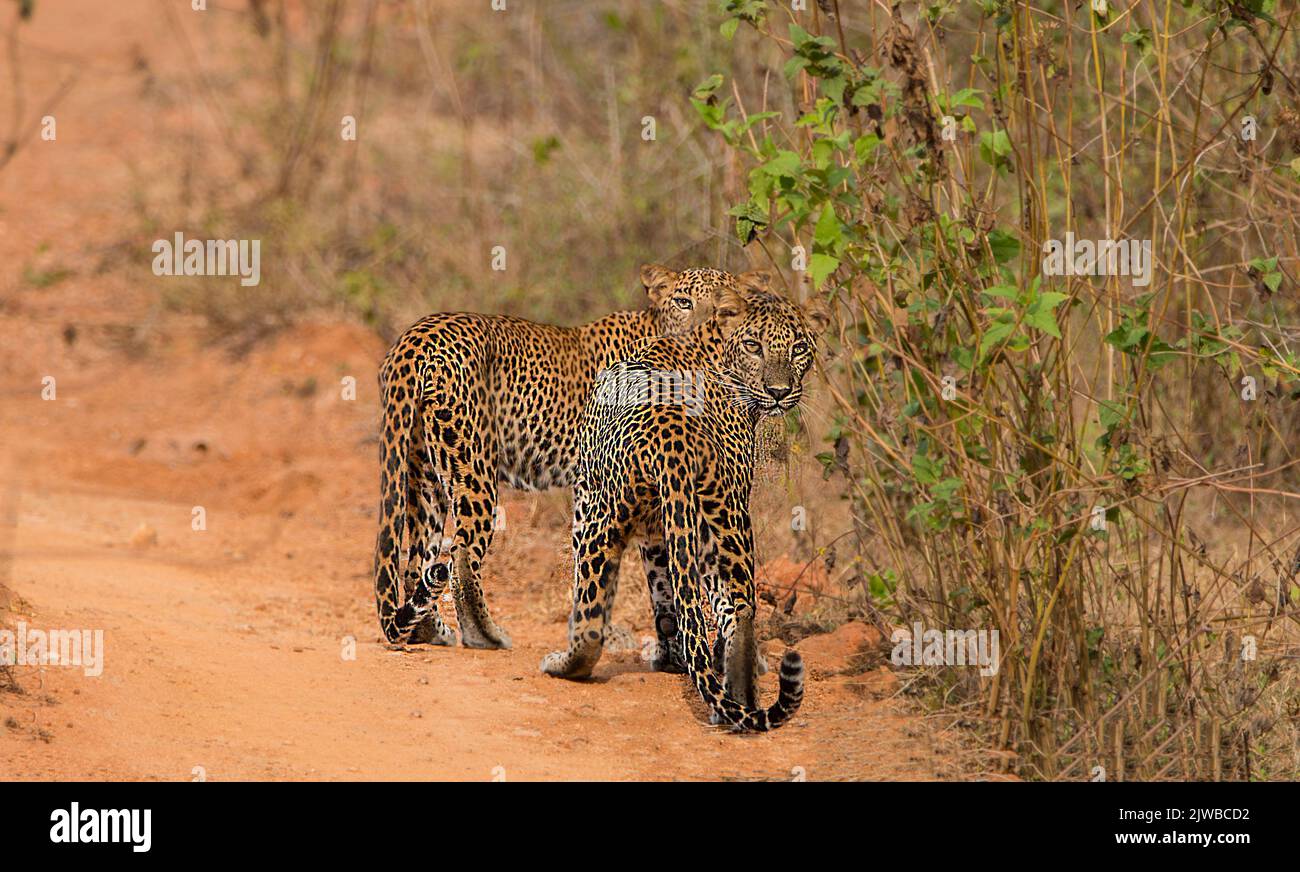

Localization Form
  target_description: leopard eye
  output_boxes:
[742,339,762,355]
[673,297,693,310]
[791,342,809,356]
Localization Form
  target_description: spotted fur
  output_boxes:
[373,266,771,648]
[541,284,829,731]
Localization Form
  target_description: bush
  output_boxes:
[696,0,1300,780]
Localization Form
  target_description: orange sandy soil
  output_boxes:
[0,0,966,781]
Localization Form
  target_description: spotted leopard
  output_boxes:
[373,266,772,648]
[541,286,829,731]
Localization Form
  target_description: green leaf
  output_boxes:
[1098,399,1129,433]
[979,130,1013,172]
[720,17,740,40]
[728,201,767,244]
[979,319,1016,359]
[759,150,803,179]
[932,477,962,501]
[809,253,840,289]
[949,87,984,109]
[784,55,809,79]
[692,74,725,99]
[1104,322,1148,352]
[813,203,843,249]
[1248,255,1283,293]
[911,452,944,486]
[738,111,780,135]
[854,134,882,162]
[1025,291,1068,339]
[822,75,847,105]
[987,230,1020,264]
[1121,27,1153,53]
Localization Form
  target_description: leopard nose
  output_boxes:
[766,385,791,402]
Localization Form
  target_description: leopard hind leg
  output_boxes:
[402,468,457,646]
[415,392,511,649]
[640,538,686,673]
[541,486,629,679]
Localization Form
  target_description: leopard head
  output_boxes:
[713,287,831,417]
[641,264,773,337]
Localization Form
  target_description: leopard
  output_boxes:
[373,265,774,649]
[540,284,830,731]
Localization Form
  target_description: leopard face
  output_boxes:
[714,289,831,417]
[641,264,772,338]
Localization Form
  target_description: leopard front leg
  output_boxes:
[541,490,628,680]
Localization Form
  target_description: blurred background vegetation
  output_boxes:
[126,0,758,336]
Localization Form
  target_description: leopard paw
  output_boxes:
[409,617,458,647]
[460,622,512,650]
[541,648,596,679]
[540,651,570,676]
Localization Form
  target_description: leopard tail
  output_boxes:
[374,352,421,643]
[657,459,804,732]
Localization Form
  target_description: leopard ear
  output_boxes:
[737,269,773,295]
[715,287,749,335]
[802,297,832,334]
[640,264,679,305]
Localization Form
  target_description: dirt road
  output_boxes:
[0,321,954,780]
[0,0,955,781]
